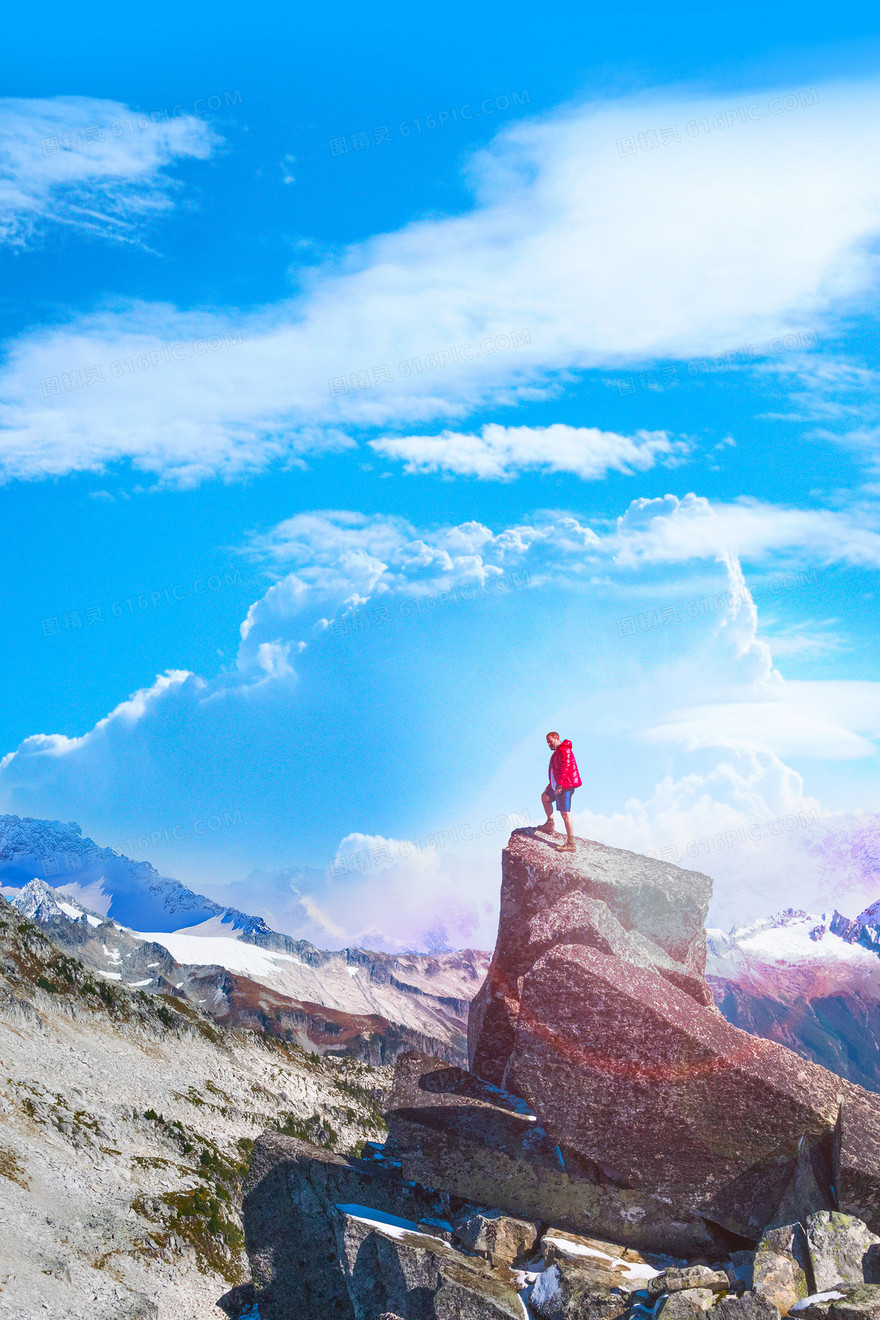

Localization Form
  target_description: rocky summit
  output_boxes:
[240,830,880,1318]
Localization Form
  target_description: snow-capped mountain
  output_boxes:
[7,874,487,1063]
[707,905,880,1090]
[0,814,269,935]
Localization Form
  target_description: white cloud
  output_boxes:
[2,495,879,947]
[369,422,689,480]
[0,96,217,247]
[3,80,880,478]
[612,493,880,569]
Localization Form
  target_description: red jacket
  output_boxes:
[549,739,581,790]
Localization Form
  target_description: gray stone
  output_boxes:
[754,1224,812,1313]
[542,1230,651,1273]
[828,1284,880,1320]
[714,1295,782,1320]
[830,1091,880,1234]
[656,1288,716,1320]
[806,1213,880,1291]
[334,1204,526,1320]
[385,1051,719,1257]
[241,1132,448,1320]
[530,1260,633,1320]
[648,1268,729,1297]
[453,1207,540,1265]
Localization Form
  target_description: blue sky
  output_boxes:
[3,1,880,949]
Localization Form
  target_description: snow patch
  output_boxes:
[336,1204,420,1238]
[790,1293,846,1312]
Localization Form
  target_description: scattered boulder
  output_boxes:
[657,1289,717,1320]
[241,1133,448,1320]
[452,1207,540,1265]
[828,1284,880,1320]
[714,1294,782,1320]
[530,1260,632,1320]
[805,1213,880,1291]
[754,1224,812,1313]
[542,1230,654,1275]
[216,1282,258,1318]
[648,1267,729,1297]
[333,1204,526,1320]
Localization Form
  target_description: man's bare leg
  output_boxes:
[536,788,556,833]
[557,808,576,851]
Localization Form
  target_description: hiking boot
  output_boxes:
[536,820,556,834]
[557,840,577,852]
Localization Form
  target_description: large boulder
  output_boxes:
[333,1205,527,1320]
[465,831,880,1247]
[452,1207,540,1266]
[241,1133,448,1320]
[468,834,713,1088]
[384,1051,719,1256]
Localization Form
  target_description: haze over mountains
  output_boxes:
[7,812,880,1084]
[0,816,487,1063]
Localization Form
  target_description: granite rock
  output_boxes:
[385,1051,719,1256]
[241,1132,447,1320]
[530,1260,633,1320]
[452,1207,540,1265]
[656,1288,717,1320]
[754,1224,812,1313]
[714,1294,783,1320]
[333,1205,526,1320]
[805,1213,880,1291]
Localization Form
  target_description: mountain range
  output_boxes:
[707,904,880,1090]
[7,812,880,1085]
[0,816,487,1063]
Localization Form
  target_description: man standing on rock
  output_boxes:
[537,732,581,852]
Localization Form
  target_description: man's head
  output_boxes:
[546,731,561,750]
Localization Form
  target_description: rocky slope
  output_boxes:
[707,908,880,1091]
[237,828,880,1318]
[5,862,489,1064]
[0,893,391,1320]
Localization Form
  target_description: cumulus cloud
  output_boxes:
[2,492,879,947]
[369,423,690,480]
[0,96,218,247]
[3,80,880,478]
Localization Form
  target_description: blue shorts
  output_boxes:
[554,788,576,811]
